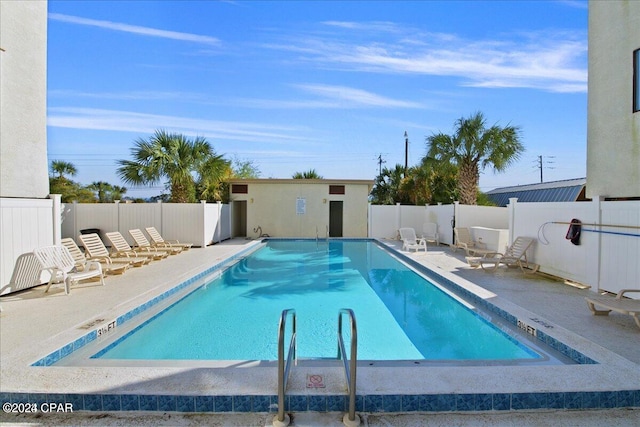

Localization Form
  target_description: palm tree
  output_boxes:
[88,181,127,203]
[117,130,221,203]
[50,160,77,180]
[426,112,524,205]
[196,154,232,202]
[420,156,459,204]
[292,169,323,179]
[370,164,410,205]
[88,181,111,203]
[111,185,127,201]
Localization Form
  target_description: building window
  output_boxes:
[329,185,345,195]
[635,49,640,113]
[231,184,248,194]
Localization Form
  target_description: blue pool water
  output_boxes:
[95,240,540,361]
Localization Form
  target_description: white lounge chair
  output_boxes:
[145,226,193,250]
[467,236,539,273]
[129,229,181,255]
[453,227,492,256]
[61,238,129,275]
[1,252,43,295]
[399,228,427,252]
[33,245,104,295]
[78,233,149,267]
[105,231,168,261]
[585,289,640,330]
[421,222,440,246]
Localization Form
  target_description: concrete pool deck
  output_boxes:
[1,238,638,425]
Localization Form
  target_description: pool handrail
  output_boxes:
[337,308,359,426]
[275,308,296,426]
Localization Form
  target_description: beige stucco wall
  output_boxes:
[587,0,640,198]
[229,180,373,238]
[0,0,49,198]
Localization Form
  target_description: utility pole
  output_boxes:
[538,155,543,183]
[537,155,556,183]
[377,154,386,175]
[404,131,409,176]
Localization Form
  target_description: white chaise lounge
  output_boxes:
[33,245,104,295]
[585,289,640,330]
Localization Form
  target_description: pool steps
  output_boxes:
[275,308,360,427]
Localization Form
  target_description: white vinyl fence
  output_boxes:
[3,196,637,297]
[368,199,639,295]
[0,196,60,294]
[61,201,231,249]
[511,198,640,294]
[368,203,508,247]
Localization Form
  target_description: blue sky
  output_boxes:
[47,0,588,199]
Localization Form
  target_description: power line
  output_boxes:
[535,155,555,183]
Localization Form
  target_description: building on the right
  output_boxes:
[587,1,640,199]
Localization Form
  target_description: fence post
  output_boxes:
[591,196,604,293]
[72,200,78,242]
[114,199,121,234]
[367,203,372,238]
[215,201,221,244]
[50,194,62,245]
[396,203,401,236]
[156,200,162,235]
[508,198,518,246]
[453,201,460,244]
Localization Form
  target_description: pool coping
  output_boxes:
[1,238,639,413]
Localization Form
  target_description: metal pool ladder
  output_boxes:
[274,309,296,427]
[337,308,360,427]
[273,308,360,427]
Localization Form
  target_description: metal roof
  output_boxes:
[486,178,586,207]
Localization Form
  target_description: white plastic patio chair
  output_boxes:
[399,228,427,252]
[453,227,493,256]
[421,222,440,246]
[129,229,181,255]
[105,231,167,261]
[145,226,193,250]
[78,233,150,267]
[468,236,539,273]
[33,245,104,295]
[61,238,129,275]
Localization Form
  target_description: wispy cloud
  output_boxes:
[49,85,423,110]
[47,107,308,144]
[48,89,209,102]
[267,23,587,93]
[233,84,425,109]
[295,84,424,108]
[49,13,221,46]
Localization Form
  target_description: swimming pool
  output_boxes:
[65,239,556,364]
[20,238,640,416]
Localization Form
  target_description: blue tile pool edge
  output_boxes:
[1,390,639,413]
[21,238,640,413]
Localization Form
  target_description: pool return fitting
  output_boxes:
[273,308,360,427]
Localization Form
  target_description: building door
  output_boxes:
[233,201,247,237]
[329,201,343,237]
